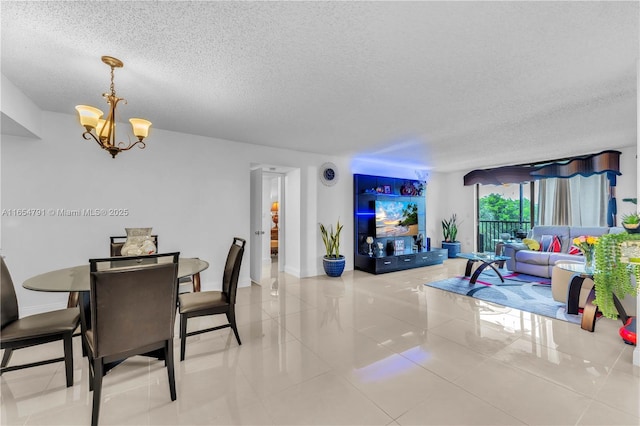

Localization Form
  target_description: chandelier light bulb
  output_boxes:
[75,105,103,130]
[129,118,152,140]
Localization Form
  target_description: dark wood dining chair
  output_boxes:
[83,252,179,426]
[178,237,245,361]
[1,257,80,387]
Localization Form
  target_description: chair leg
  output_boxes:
[180,313,187,361]
[227,309,242,345]
[1,348,13,371]
[63,333,74,387]
[88,351,95,391]
[91,360,103,426]
[165,340,177,401]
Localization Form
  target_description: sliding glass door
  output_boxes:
[476,182,535,252]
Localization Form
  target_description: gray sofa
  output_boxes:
[503,225,624,278]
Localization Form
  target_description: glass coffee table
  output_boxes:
[457,252,511,284]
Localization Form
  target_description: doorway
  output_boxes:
[249,165,291,285]
[264,172,283,275]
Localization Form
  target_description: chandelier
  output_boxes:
[75,56,151,158]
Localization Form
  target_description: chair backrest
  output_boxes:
[1,257,19,329]
[222,238,246,305]
[88,252,179,359]
[110,235,159,257]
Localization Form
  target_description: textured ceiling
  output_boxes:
[1,1,638,172]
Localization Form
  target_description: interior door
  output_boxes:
[250,168,263,284]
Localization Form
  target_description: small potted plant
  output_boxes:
[621,212,640,233]
[319,219,345,277]
[441,214,461,258]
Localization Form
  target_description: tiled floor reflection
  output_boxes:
[2,258,639,425]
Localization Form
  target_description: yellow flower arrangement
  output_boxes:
[573,235,598,273]
[572,235,598,252]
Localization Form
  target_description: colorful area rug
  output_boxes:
[425,271,583,324]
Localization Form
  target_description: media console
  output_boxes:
[354,173,445,274]
[355,249,448,274]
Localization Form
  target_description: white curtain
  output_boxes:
[537,174,607,226]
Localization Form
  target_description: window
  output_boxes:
[537,174,607,226]
[477,182,534,251]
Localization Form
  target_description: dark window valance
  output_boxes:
[463,166,536,186]
[529,150,620,179]
[463,150,621,186]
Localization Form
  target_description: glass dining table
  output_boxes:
[22,257,210,366]
[23,257,209,293]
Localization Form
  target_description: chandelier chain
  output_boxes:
[109,65,116,97]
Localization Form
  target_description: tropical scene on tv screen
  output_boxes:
[375,201,419,237]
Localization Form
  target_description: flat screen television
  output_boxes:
[375,200,419,237]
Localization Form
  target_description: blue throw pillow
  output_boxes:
[540,235,562,252]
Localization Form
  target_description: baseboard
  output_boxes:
[284,265,300,277]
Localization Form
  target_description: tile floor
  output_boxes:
[1,258,639,425]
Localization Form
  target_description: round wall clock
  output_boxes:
[319,162,339,186]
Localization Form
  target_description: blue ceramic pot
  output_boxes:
[442,242,461,259]
[323,256,346,277]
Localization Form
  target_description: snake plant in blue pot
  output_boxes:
[320,219,345,277]
[441,214,461,258]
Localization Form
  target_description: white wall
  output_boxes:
[427,171,476,253]
[316,159,353,273]
[1,110,351,315]
[284,169,301,277]
[1,73,42,139]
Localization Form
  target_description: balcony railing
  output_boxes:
[477,220,532,252]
